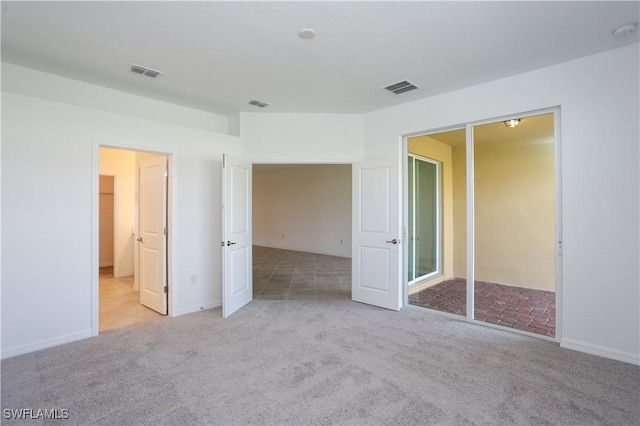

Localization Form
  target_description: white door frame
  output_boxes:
[401,106,563,342]
[91,139,174,336]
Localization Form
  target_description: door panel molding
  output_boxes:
[352,160,401,311]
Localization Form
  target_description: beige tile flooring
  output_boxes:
[253,246,352,300]
[99,267,163,332]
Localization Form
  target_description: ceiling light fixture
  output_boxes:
[612,23,638,39]
[504,119,521,128]
[298,28,316,39]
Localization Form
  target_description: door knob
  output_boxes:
[227,241,237,246]
[137,237,143,243]
[386,238,399,245]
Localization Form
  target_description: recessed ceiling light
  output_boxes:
[612,23,638,39]
[504,119,521,128]
[298,28,316,40]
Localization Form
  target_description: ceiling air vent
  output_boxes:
[249,99,270,108]
[383,80,418,95]
[130,64,163,78]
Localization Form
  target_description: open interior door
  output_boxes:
[222,154,253,318]
[138,155,168,315]
[352,160,401,310]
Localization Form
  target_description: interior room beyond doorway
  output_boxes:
[98,147,167,331]
[252,164,352,257]
[252,164,352,301]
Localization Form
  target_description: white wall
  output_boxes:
[1,67,243,358]
[363,43,640,364]
[99,148,136,277]
[241,112,364,163]
[253,165,352,257]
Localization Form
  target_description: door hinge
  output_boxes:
[164,286,168,294]
[163,169,168,177]
[164,227,168,236]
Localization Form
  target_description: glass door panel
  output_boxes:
[414,159,438,278]
[472,113,556,337]
[407,156,415,281]
[407,129,466,317]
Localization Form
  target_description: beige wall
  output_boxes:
[99,147,136,277]
[473,141,555,290]
[452,140,555,290]
[253,164,352,257]
[407,136,454,292]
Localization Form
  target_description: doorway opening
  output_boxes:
[251,164,352,301]
[406,111,559,339]
[98,147,169,332]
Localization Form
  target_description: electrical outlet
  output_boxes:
[190,275,197,285]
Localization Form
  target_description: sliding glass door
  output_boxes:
[405,111,558,338]
[406,129,466,317]
[408,155,440,284]
[472,113,556,337]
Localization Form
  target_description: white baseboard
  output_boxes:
[254,244,351,258]
[561,338,640,365]
[1,329,93,360]
[172,300,221,317]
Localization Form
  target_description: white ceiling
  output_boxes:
[1,1,638,116]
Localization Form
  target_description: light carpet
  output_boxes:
[2,300,638,425]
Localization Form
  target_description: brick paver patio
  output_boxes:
[408,278,556,337]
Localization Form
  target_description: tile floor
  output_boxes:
[99,266,163,331]
[253,246,352,300]
[408,278,556,337]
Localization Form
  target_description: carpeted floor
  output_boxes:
[2,300,638,425]
[409,278,556,337]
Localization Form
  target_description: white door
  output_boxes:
[222,154,252,318]
[138,155,168,315]
[352,160,401,310]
